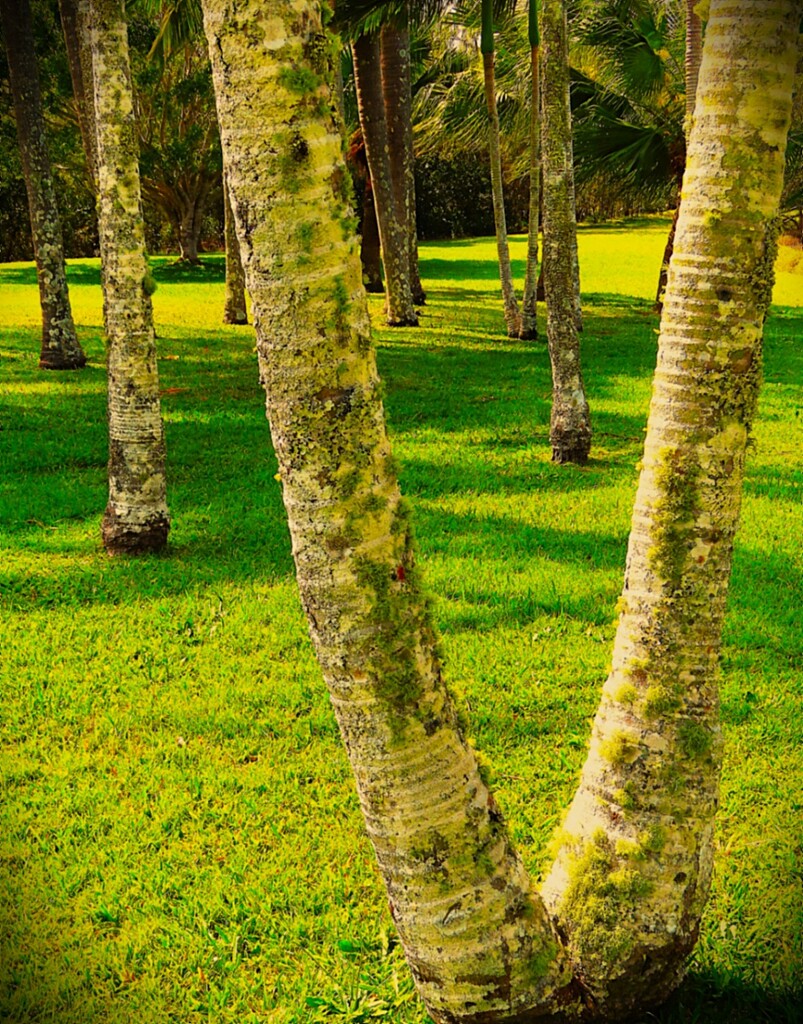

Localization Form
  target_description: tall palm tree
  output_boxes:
[352,28,419,325]
[200,0,800,1020]
[58,0,99,192]
[380,14,426,305]
[519,0,540,340]
[89,0,170,553]
[1,0,86,370]
[481,0,522,336]
[541,0,591,462]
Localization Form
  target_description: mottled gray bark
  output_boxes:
[1,0,86,370]
[89,0,169,554]
[380,21,425,306]
[541,0,591,462]
[223,173,248,324]
[353,31,418,326]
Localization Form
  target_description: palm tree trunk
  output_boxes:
[685,0,703,130]
[540,0,591,463]
[542,1,801,1014]
[361,180,384,293]
[481,0,521,339]
[1,0,86,370]
[380,21,425,306]
[520,0,541,341]
[200,3,575,1021]
[656,2,704,312]
[89,0,169,554]
[223,173,248,324]
[58,0,99,192]
[352,31,418,327]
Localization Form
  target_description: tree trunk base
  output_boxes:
[40,349,87,370]
[172,255,203,267]
[223,308,248,325]
[387,313,419,327]
[102,508,170,555]
[551,438,591,465]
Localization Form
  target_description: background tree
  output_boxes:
[519,0,540,340]
[351,28,419,325]
[541,0,591,462]
[90,0,170,554]
[0,0,86,369]
[481,0,522,336]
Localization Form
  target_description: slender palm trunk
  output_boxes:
[352,31,418,327]
[540,0,591,463]
[1,0,86,370]
[361,180,384,293]
[380,21,425,306]
[542,1,801,1014]
[58,0,99,191]
[89,0,169,554]
[223,173,248,324]
[481,0,521,339]
[656,1,704,311]
[685,0,703,131]
[520,2,541,341]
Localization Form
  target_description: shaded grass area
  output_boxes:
[0,223,802,1023]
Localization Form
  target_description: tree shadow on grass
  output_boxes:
[643,970,802,1024]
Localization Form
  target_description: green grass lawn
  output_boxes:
[0,221,801,1024]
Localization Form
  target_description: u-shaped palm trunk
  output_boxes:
[199,0,801,1020]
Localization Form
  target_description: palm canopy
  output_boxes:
[570,0,687,203]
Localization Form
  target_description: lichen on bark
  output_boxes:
[89,0,169,554]
[1,0,86,370]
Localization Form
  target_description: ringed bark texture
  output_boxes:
[540,0,591,463]
[223,174,248,324]
[1,0,85,370]
[353,31,418,326]
[90,0,169,554]
[542,0,801,1014]
[199,3,576,1021]
[380,21,425,306]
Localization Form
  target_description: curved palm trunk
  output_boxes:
[90,0,169,555]
[223,173,248,324]
[481,0,521,339]
[201,0,799,1020]
[542,1,800,1014]
[380,21,425,306]
[540,0,591,463]
[1,0,86,370]
[520,0,541,341]
[352,31,418,327]
[201,3,573,1021]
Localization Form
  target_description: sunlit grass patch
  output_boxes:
[0,222,801,1023]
